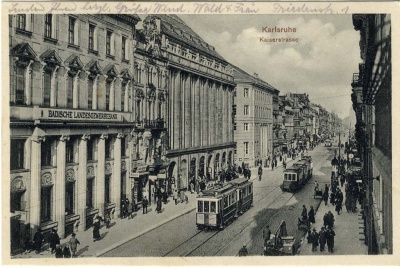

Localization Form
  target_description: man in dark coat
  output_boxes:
[310,228,319,252]
[238,245,248,257]
[308,206,315,224]
[62,243,72,258]
[319,227,327,252]
[302,205,307,219]
[156,197,162,214]
[323,190,329,206]
[263,225,272,242]
[142,196,148,214]
[326,226,336,253]
[92,217,101,241]
[32,228,44,254]
[54,244,63,258]
[49,228,60,254]
[327,211,335,228]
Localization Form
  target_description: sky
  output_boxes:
[178,15,361,119]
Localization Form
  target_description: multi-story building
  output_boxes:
[279,94,295,152]
[9,14,140,253]
[142,15,236,188]
[352,14,392,254]
[232,67,278,168]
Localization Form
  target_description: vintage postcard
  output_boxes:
[2,1,399,267]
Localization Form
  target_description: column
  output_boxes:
[55,135,68,238]
[77,134,89,231]
[25,60,33,106]
[30,135,44,236]
[73,70,81,109]
[124,81,130,112]
[175,71,182,149]
[112,134,122,217]
[96,134,107,217]
[184,75,191,148]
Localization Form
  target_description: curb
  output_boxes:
[96,207,196,257]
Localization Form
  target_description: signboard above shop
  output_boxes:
[34,107,125,122]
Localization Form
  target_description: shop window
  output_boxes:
[41,138,52,166]
[10,139,25,170]
[40,187,52,222]
[105,175,111,204]
[86,178,94,209]
[65,182,74,215]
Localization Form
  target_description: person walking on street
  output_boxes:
[330,192,336,206]
[327,211,335,228]
[302,205,307,219]
[92,217,101,242]
[62,243,72,258]
[173,189,179,205]
[319,227,327,252]
[142,196,148,214]
[49,228,60,254]
[310,228,319,252]
[258,166,263,181]
[69,233,80,258]
[263,225,272,242]
[323,190,329,206]
[238,245,248,257]
[54,244,63,258]
[308,206,316,224]
[156,197,163,214]
[326,226,336,253]
[33,228,44,254]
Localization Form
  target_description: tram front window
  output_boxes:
[204,201,210,212]
[210,201,216,213]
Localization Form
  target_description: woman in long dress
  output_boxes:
[92,218,101,241]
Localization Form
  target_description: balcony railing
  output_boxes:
[134,118,165,129]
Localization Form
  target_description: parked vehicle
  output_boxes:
[196,177,253,230]
[264,220,301,256]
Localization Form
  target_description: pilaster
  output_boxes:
[55,135,69,238]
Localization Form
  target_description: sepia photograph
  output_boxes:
[2,1,397,266]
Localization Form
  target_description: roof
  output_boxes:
[284,165,303,171]
[154,15,227,63]
[230,177,250,186]
[231,64,279,94]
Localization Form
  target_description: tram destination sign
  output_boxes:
[36,108,124,122]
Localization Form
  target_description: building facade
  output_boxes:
[232,67,277,168]
[141,15,236,188]
[9,14,140,253]
[352,14,392,254]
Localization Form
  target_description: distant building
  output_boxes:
[232,67,278,168]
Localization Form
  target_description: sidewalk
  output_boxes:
[13,193,198,258]
[13,154,303,259]
[299,183,368,255]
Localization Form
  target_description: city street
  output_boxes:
[102,144,335,257]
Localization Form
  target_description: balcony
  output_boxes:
[134,118,165,129]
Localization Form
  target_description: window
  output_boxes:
[87,138,95,161]
[68,16,78,46]
[65,182,74,215]
[88,24,97,52]
[66,139,75,163]
[244,88,249,98]
[244,123,249,132]
[197,201,203,212]
[43,69,52,107]
[121,137,126,157]
[15,66,26,105]
[121,36,128,61]
[16,14,26,30]
[67,74,73,108]
[232,104,236,116]
[86,178,94,208]
[41,138,52,166]
[244,105,249,116]
[106,30,112,56]
[121,84,126,111]
[10,139,25,170]
[106,81,111,110]
[210,201,216,213]
[233,122,236,131]
[105,138,111,159]
[40,187,52,222]
[11,192,25,213]
[224,197,228,208]
[105,175,111,204]
[244,142,249,155]
[204,201,209,213]
[44,14,52,38]
[88,78,93,109]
